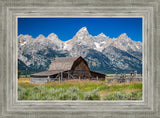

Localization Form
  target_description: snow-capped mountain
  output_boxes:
[64,27,94,51]
[18,27,142,74]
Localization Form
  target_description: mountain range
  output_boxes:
[18,27,142,75]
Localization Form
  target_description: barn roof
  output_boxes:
[90,71,105,76]
[30,70,67,77]
[48,56,82,71]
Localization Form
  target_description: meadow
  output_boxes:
[18,78,142,100]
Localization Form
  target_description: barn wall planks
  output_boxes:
[30,77,49,84]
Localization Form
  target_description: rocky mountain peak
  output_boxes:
[98,33,107,37]
[36,34,45,40]
[75,27,89,38]
[18,34,33,39]
[18,34,33,46]
[47,33,59,40]
[79,26,88,32]
[117,33,129,40]
[47,33,56,37]
[18,34,24,37]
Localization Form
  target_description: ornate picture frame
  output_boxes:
[0,0,159,118]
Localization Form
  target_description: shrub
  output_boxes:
[56,87,81,100]
[84,88,100,100]
[18,86,26,100]
[103,91,142,100]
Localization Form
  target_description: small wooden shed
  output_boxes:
[30,56,105,84]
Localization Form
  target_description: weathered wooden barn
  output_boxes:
[30,56,105,84]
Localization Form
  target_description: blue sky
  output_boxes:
[18,17,142,42]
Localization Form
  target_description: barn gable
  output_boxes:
[71,57,90,71]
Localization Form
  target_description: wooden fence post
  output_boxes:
[68,71,69,80]
[48,76,50,82]
[61,72,63,81]
[134,71,137,81]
